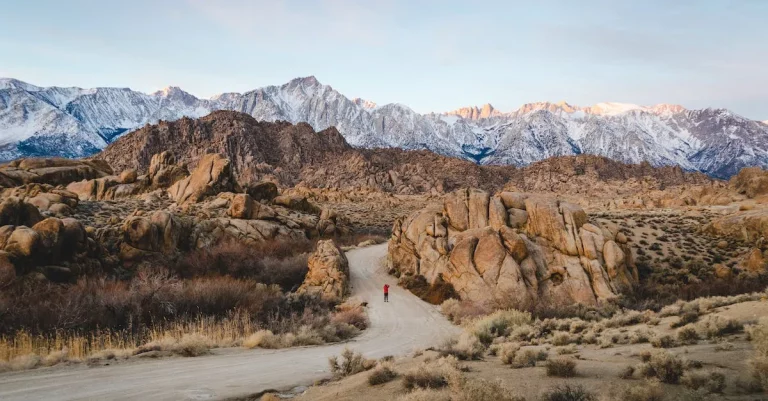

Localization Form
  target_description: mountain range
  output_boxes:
[1,76,767,178]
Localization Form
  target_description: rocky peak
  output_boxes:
[445,103,499,120]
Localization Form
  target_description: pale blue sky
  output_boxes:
[1,0,766,119]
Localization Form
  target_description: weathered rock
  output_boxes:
[228,194,254,219]
[298,240,349,301]
[0,158,112,187]
[273,195,320,214]
[388,188,637,307]
[148,151,188,189]
[744,248,766,274]
[0,251,15,287]
[5,226,41,259]
[168,154,239,205]
[32,218,64,262]
[245,182,279,202]
[119,169,138,184]
[0,197,42,227]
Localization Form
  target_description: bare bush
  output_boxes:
[540,384,596,401]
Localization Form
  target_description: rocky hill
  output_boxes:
[96,111,712,199]
[2,76,767,178]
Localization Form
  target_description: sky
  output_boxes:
[1,0,767,120]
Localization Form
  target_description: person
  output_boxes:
[383,284,390,302]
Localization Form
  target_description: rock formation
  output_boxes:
[298,240,350,301]
[388,189,638,307]
[0,158,112,188]
[168,153,239,205]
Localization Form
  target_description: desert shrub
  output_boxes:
[368,363,397,385]
[453,378,526,401]
[512,349,540,369]
[621,379,664,401]
[638,350,685,384]
[470,310,532,345]
[540,384,596,401]
[440,299,489,325]
[629,329,651,344]
[651,334,676,348]
[557,345,578,355]
[328,348,375,378]
[671,311,700,328]
[552,332,574,346]
[243,330,282,349]
[439,332,485,361]
[403,356,461,391]
[175,239,313,289]
[747,318,768,390]
[696,316,743,339]
[681,371,726,393]
[332,302,369,330]
[545,358,577,377]
[499,342,521,365]
[619,365,635,379]
[677,326,699,345]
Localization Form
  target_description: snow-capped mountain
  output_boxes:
[1,76,767,178]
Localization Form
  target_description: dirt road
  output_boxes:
[0,244,459,400]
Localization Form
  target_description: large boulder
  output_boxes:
[168,154,239,205]
[0,197,42,227]
[298,240,349,301]
[388,189,637,307]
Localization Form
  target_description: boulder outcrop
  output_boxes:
[168,153,239,205]
[0,158,112,188]
[298,240,349,301]
[388,189,638,307]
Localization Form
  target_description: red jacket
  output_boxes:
[383,284,390,294]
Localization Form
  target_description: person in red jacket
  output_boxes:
[383,284,390,302]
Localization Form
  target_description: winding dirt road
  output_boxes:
[0,244,459,400]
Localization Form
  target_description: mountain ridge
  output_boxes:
[1,76,767,178]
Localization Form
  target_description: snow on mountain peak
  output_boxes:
[585,102,644,116]
[0,78,42,92]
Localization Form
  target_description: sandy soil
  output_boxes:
[0,244,459,401]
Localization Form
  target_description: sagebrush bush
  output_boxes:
[638,350,685,384]
[619,365,635,379]
[540,384,596,401]
[681,371,726,393]
[328,348,375,378]
[747,318,768,390]
[368,363,397,386]
[677,326,699,345]
[650,334,676,348]
[621,379,664,401]
[499,342,521,365]
[403,356,461,391]
[470,310,532,345]
[696,316,743,339]
[545,358,577,377]
[439,332,485,361]
[452,378,525,401]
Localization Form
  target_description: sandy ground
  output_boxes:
[299,301,768,401]
[0,244,459,401]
